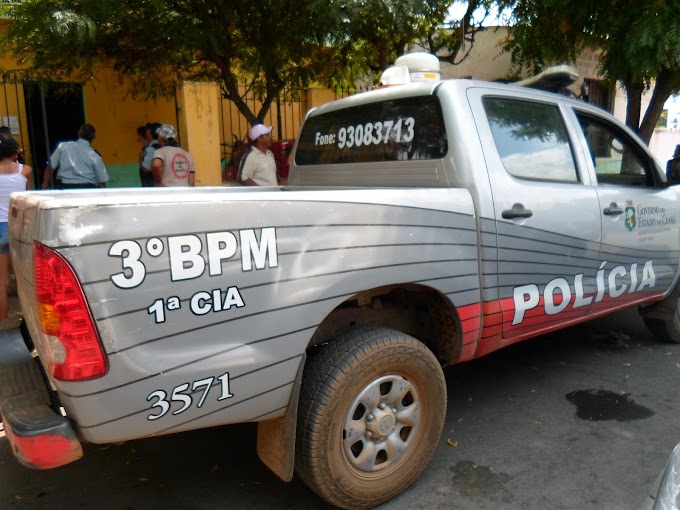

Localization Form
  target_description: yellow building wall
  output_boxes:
[305,87,337,111]
[0,51,177,187]
[176,82,222,186]
[84,68,175,164]
[84,68,175,186]
[0,23,28,159]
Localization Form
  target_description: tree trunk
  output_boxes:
[624,80,644,134]
[221,72,258,126]
[219,63,283,130]
[638,67,680,144]
[256,89,277,124]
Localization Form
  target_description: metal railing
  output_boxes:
[217,84,305,183]
[218,82,374,182]
[218,84,305,156]
[334,84,374,99]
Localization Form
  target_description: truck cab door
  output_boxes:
[571,109,680,310]
[468,88,602,345]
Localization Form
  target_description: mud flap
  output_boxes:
[256,353,306,482]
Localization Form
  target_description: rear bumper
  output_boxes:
[0,322,82,469]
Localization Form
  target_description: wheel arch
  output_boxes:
[307,283,463,367]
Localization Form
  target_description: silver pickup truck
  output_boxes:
[2,79,679,510]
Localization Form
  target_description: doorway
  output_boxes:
[24,83,86,187]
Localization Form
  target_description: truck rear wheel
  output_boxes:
[295,327,446,509]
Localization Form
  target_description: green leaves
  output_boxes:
[506,0,680,140]
[2,0,509,123]
[49,10,96,42]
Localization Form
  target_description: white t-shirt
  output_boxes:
[152,146,195,186]
[238,146,277,186]
[0,164,26,222]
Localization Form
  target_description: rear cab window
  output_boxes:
[295,96,448,166]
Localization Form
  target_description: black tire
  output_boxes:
[640,285,680,344]
[295,327,446,509]
[643,314,680,343]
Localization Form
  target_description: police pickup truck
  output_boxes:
[2,78,679,510]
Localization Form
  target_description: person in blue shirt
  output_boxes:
[139,122,161,187]
[666,144,680,183]
[42,124,109,189]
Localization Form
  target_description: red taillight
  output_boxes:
[34,242,107,381]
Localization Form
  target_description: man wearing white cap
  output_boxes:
[151,124,195,187]
[238,123,278,186]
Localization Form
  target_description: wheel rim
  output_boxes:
[342,374,422,474]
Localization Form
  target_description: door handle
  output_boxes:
[603,202,624,216]
[502,203,533,219]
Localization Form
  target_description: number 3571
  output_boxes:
[146,372,234,421]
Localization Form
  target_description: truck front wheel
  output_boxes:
[295,327,446,509]
[643,306,680,344]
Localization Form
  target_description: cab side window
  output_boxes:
[575,112,654,187]
[483,97,578,183]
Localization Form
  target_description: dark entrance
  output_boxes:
[24,83,85,188]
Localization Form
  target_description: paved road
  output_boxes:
[2,309,679,509]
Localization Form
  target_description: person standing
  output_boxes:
[43,123,109,189]
[139,122,161,187]
[666,144,680,182]
[137,125,153,187]
[0,136,31,319]
[0,126,24,164]
[238,123,278,186]
[151,124,195,187]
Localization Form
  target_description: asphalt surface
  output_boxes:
[1,306,679,510]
